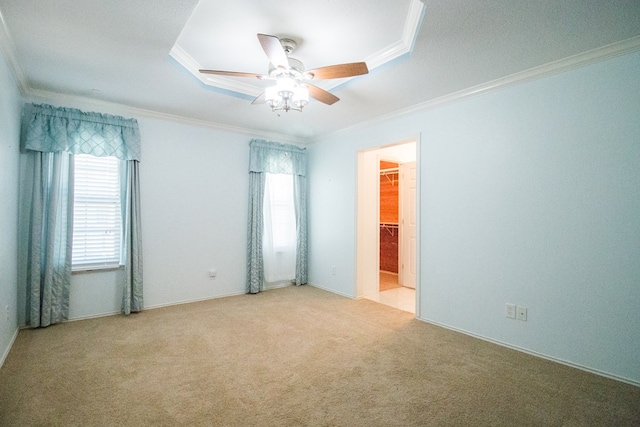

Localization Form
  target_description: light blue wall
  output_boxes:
[55,112,252,319]
[0,49,22,365]
[307,51,640,384]
[14,95,254,322]
[4,41,638,384]
[307,123,419,297]
[137,118,250,309]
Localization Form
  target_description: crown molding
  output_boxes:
[365,0,425,70]
[25,88,306,145]
[315,35,640,142]
[4,0,637,147]
[0,7,29,95]
[1,4,297,143]
[323,0,425,92]
[170,44,263,98]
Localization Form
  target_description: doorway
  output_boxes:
[356,140,418,314]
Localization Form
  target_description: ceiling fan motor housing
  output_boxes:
[279,38,297,54]
[269,57,305,78]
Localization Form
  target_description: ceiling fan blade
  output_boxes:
[257,33,289,69]
[306,62,369,80]
[199,69,264,79]
[252,92,266,105]
[305,84,340,105]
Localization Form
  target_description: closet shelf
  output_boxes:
[380,222,399,236]
[380,167,399,185]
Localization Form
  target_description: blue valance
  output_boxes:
[249,139,306,176]
[22,103,141,161]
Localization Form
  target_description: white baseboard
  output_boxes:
[0,327,19,369]
[418,316,640,388]
[66,291,248,322]
[144,291,247,311]
[68,311,121,322]
[307,282,356,299]
[307,282,639,387]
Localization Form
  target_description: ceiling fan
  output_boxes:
[199,33,369,112]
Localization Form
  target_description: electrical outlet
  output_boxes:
[505,303,516,319]
[517,306,527,321]
[5,305,9,322]
[331,265,336,275]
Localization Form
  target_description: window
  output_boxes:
[262,173,296,283]
[264,173,296,249]
[72,154,121,270]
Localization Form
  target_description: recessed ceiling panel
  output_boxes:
[171,0,424,97]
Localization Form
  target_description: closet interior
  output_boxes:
[379,160,399,291]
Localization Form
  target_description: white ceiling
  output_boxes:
[171,0,423,99]
[377,142,417,163]
[1,0,640,143]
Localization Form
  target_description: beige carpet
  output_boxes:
[1,285,638,426]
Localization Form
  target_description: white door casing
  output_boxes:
[399,161,417,288]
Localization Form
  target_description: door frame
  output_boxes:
[398,160,417,288]
[355,136,421,316]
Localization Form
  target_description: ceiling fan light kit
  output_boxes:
[199,33,369,114]
[265,78,309,112]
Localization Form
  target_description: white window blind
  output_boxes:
[72,154,121,270]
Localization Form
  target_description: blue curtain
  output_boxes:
[293,174,308,285]
[120,160,143,314]
[23,151,74,327]
[247,172,266,294]
[20,103,143,325]
[23,103,141,159]
[246,139,308,293]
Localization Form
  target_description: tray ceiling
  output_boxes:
[170,0,424,98]
[1,0,639,142]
